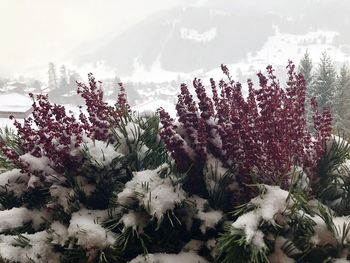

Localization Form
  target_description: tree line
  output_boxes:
[299,51,350,136]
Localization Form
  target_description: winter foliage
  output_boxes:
[0,63,349,262]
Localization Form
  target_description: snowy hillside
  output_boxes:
[72,0,350,82]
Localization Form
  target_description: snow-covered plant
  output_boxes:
[7,93,85,176]
[315,135,350,216]
[159,62,332,203]
[0,64,347,263]
[77,73,131,141]
[0,74,183,262]
[0,127,23,169]
[216,183,350,263]
[0,71,228,262]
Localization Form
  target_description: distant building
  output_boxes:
[2,81,27,93]
[0,93,32,118]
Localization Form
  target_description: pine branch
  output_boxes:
[215,225,269,263]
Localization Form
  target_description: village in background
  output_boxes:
[0,62,181,127]
[2,49,350,139]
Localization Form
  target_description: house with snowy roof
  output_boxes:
[2,81,27,93]
[0,93,32,118]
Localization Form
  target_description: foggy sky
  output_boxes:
[1,0,348,79]
[0,0,184,77]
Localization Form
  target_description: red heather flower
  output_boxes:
[311,97,333,169]
[159,62,332,191]
[77,73,113,141]
[9,93,84,174]
[158,108,193,171]
[77,74,131,141]
[0,144,18,164]
[0,74,132,188]
[193,78,214,120]
[116,82,131,117]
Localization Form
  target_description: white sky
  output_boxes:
[0,0,182,77]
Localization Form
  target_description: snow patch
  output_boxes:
[68,209,115,250]
[0,207,48,232]
[117,165,186,220]
[180,27,217,43]
[189,195,223,234]
[19,153,56,176]
[232,185,291,246]
[84,138,123,166]
[129,251,209,263]
[50,221,69,246]
[119,211,148,233]
[0,169,29,197]
[0,231,60,263]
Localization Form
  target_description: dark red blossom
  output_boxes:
[77,74,131,141]
[159,62,332,191]
[9,93,84,174]
[158,108,192,171]
[116,82,131,117]
[1,74,132,184]
[77,73,113,141]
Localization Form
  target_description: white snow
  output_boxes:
[232,210,260,243]
[68,208,115,250]
[49,176,96,211]
[84,138,123,166]
[311,214,350,246]
[117,165,186,220]
[132,99,177,117]
[0,207,48,231]
[49,185,72,212]
[50,221,69,246]
[180,27,217,43]
[209,9,228,16]
[232,185,291,246]
[250,185,291,223]
[124,55,203,83]
[0,169,29,197]
[333,259,350,263]
[204,155,230,191]
[114,121,150,160]
[119,211,148,233]
[0,93,32,111]
[206,28,350,86]
[198,210,222,234]
[189,195,223,234]
[19,153,56,176]
[288,166,309,191]
[247,28,344,67]
[252,230,266,249]
[129,251,209,263]
[0,231,60,263]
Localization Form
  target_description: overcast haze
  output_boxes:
[0,0,182,77]
[1,0,350,81]
[1,0,350,123]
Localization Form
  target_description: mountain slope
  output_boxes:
[73,0,350,78]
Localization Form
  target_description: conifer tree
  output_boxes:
[48,62,58,90]
[68,70,80,89]
[311,52,337,112]
[335,65,350,134]
[298,50,313,86]
[298,50,314,126]
[59,65,69,92]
